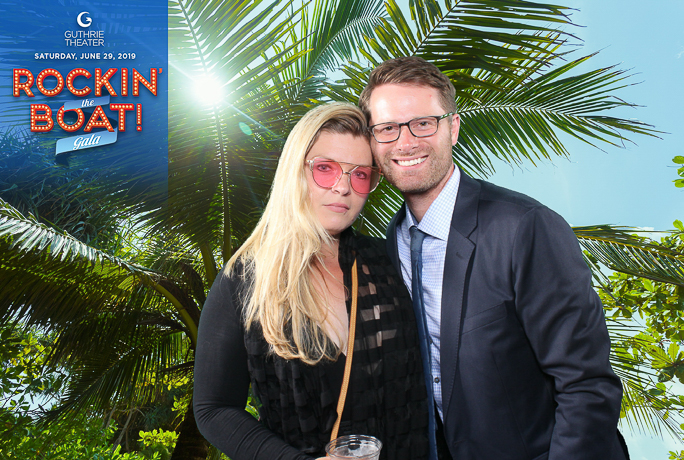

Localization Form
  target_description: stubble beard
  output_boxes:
[380,146,453,195]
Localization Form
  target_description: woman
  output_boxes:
[193,103,429,460]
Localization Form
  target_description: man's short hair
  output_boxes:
[358,56,457,120]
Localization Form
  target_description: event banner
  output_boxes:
[0,1,168,201]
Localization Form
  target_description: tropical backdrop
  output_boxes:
[1,0,684,459]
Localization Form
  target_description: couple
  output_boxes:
[193,57,629,460]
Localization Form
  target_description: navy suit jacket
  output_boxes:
[386,170,628,460]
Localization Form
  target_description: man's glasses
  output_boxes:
[369,113,454,143]
[305,158,382,195]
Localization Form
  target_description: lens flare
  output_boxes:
[193,74,223,106]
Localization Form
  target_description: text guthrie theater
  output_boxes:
[65,30,104,47]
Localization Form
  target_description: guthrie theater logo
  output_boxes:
[65,11,104,47]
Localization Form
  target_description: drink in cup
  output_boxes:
[325,434,382,460]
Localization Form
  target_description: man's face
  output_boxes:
[367,84,460,196]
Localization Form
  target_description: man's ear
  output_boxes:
[451,113,461,146]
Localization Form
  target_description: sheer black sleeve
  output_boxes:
[193,267,313,460]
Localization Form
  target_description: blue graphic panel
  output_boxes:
[0,0,168,209]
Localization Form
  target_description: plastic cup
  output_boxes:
[325,434,383,460]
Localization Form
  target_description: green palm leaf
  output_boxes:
[575,226,684,287]
[1,198,197,423]
[277,0,388,107]
[454,53,659,176]
[606,322,681,436]
[163,0,306,265]
[0,198,149,275]
[366,0,572,89]
[0,198,202,344]
[0,198,150,328]
[46,324,187,421]
[578,228,684,435]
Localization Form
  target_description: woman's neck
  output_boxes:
[312,236,348,351]
[320,236,340,262]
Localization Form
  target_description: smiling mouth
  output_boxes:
[395,156,427,167]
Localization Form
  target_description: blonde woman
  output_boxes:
[193,103,429,460]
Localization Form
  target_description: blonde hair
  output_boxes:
[226,102,368,364]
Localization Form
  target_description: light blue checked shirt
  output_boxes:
[397,165,460,420]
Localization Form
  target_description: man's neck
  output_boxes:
[405,165,454,223]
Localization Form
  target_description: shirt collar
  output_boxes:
[403,166,460,241]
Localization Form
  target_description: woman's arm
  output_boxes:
[193,268,312,460]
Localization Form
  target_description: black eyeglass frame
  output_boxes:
[305,158,383,195]
[368,112,455,143]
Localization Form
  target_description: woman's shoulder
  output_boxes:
[341,229,400,280]
[206,258,254,315]
[212,259,246,290]
[343,229,387,257]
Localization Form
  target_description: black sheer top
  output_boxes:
[194,230,429,460]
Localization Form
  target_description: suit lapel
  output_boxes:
[385,203,405,274]
[440,171,479,421]
[384,172,481,425]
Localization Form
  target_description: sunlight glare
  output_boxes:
[193,74,224,106]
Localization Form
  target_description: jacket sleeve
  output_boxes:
[193,268,313,460]
[511,206,623,460]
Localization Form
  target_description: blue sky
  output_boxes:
[488,1,684,458]
[490,1,683,232]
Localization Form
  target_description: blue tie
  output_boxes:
[410,226,438,460]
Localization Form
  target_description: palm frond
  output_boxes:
[607,321,682,436]
[0,199,195,424]
[0,198,150,275]
[278,0,387,106]
[0,198,155,326]
[454,53,659,176]
[575,226,684,287]
[366,0,573,89]
[46,327,188,421]
[163,0,309,263]
[0,199,202,342]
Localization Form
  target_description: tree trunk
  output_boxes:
[170,397,209,460]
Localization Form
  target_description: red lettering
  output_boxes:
[36,69,65,97]
[84,105,114,132]
[109,103,134,131]
[120,68,128,96]
[56,107,85,132]
[30,104,53,132]
[13,69,34,97]
[66,68,91,97]
[132,68,157,96]
[94,68,118,97]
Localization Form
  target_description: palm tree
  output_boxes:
[576,225,684,436]
[0,0,675,457]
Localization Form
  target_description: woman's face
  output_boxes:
[304,131,373,238]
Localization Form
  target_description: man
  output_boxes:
[358,56,629,460]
